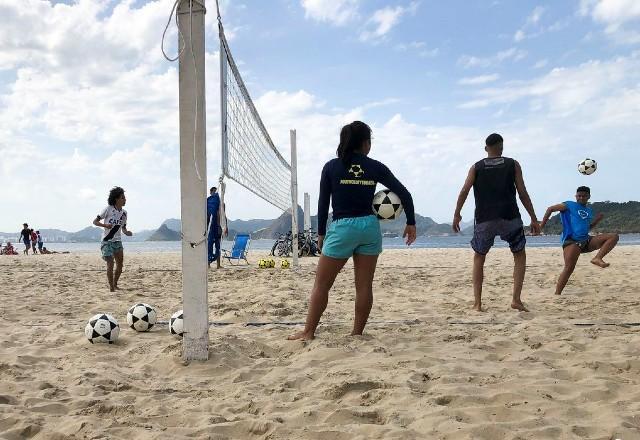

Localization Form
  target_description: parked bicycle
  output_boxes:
[270,230,319,257]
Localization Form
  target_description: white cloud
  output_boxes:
[458,54,640,122]
[580,0,640,44]
[458,74,500,85]
[533,59,549,69]
[458,48,527,69]
[300,0,360,26]
[359,2,419,42]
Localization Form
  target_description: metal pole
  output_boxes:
[178,0,208,361]
[218,19,228,236]
[304,192,311,236]
[290,129,299,266]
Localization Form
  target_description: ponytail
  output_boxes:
[336,121,371,165]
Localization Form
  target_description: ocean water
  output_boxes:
[27,234,640,254]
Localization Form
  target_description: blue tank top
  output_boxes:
[560,201,593,243]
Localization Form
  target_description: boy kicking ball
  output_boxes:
[540,186,619,295]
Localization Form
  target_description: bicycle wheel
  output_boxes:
[277,240,290,257]
[270,241,280,256]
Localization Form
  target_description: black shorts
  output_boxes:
[471,218,526,255]
[562,237,592,253]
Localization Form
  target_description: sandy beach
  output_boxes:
[1,247,639,439]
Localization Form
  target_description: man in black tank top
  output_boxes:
[452,133,540,312]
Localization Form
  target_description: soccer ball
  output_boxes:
[126,303,157,332]
[578,158,597,175]
[85,313,120,344]
[258,259,268,269]
[281,259,290,269]
[372,189,403,221]
[169,310,184,337]
[268,258,276,268]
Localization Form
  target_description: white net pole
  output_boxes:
[290,129,299,266]
[304,192,311,236]
[218,17,228,237]
[178,0,208,361]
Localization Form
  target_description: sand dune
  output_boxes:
[1,247,639,439]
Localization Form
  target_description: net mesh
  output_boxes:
[219,24,291,211]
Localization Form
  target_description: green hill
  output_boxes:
[543,201,640,234]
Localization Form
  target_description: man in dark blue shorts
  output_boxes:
[453,133,541,312]
[540,186,619,295]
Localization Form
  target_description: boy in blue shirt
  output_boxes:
[540,186,619,295]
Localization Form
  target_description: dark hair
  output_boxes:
[23,223,28,227]
[337,121,371,165]
[485,133,503,147]
[576,186,590,194]
[108,186,125,206]
[36,230,40,234]
[210,186,217,192]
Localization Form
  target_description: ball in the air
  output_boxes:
[85,313,120,344]
[169,310,184,337]
[281,259,290,269]
[258,259,268,269]
[126,303,157,332]
[578,158,597,175]
[372,189,403,221]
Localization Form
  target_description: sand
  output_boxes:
[1,246,639,440]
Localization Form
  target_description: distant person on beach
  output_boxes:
[1,242,17,255]
[452,133,540,312]
[540,186,619,295]
[18,223,30,255]
[40,247,69,255]
[36,230,43,253]
[93,187,132,292]
[288,121,416,341]
[207,187,228,269]
[30,229,38,254]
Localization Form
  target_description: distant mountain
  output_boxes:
[458,201,640,235]
[163,217,273,236]
[147,224,181,241]
[251,206,306,239]
[542,201,640,234]
[162,218,182,232]
[68,226,102,242]
[5,201,635,244]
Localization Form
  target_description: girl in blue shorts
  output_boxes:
[288,121,416,341]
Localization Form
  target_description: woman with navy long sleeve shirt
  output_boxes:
[289,121,416,341]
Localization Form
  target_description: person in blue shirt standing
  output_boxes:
[207,186,225,268]
[288,121,417,341]
[540,186,619,295]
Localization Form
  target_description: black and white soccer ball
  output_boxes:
[85,313,120,344]
[372,189,403,221]
[578,158,597,175]
[170,310,184,337]
[126,303,157,332]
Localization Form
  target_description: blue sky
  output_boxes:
[1,0,639,232]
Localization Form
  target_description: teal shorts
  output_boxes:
[322,215,382,259]
[101,241,123,259]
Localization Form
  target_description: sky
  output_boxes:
[1,0,639,232]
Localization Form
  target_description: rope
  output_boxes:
[151,319,640,328]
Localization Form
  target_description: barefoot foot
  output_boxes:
[287,331,314,341]
[590,258,610,268]
[511,301,529,312]
[473,304,485,312]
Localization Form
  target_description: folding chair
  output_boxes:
[221,234,251,265]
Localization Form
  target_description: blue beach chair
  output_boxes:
[221,234,251,265]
